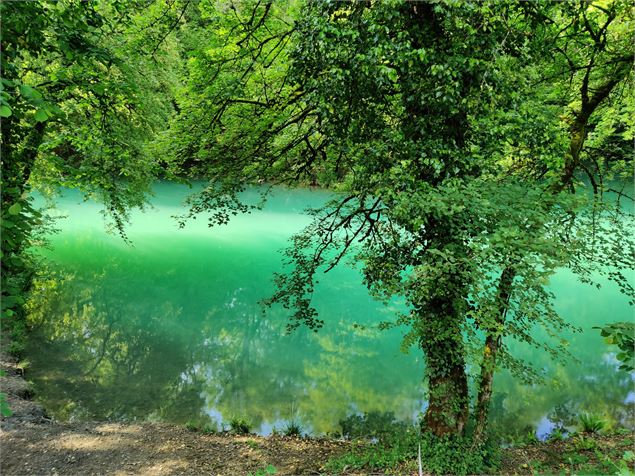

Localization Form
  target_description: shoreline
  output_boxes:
[2,343,633,475]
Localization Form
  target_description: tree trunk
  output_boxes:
[424,354,469,436]
[420,291,469,436]
[473,267,515,444]
[472,57,630,445]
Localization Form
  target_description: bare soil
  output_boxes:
[1,421,350,475]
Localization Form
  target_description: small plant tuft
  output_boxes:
[578,413,605,434]
[245,439,259,449]
[0,392,12,417]
[283,420,302,437]
[573,434,597,451]
[248,464,276,476]
[524,430,539,445]
[185,420,201,432]
[201,423,217,435]
[230,416,252,435]
[547,428,567,442]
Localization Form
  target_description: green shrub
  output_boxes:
[185,419,216,434]
[283,420,302,437]
[0,392,12,417]
[578,413,606,434]
[325,428,500,475]
[524,430,540,445]
[418,432,501,475]
[201,423,216,435]
[245,439,259,449]
[547,428,567,442]
[230,417,251,435]
[185,420,201,432]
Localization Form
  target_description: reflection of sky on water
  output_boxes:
[536,416,557,441]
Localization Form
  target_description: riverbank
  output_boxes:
[0,340,347,475]
[1,420,349,475]
[2,345,633,475]
[3,418,633,475]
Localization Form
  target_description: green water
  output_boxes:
[26,183,634,437]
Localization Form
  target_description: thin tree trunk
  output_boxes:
[472,59,630,445]
[472,266,514,444]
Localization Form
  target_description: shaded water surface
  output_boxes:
[26,183,634,437]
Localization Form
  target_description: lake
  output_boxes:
[25,183,634,439]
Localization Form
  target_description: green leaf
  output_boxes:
[34,108,49,122]
[19,84,42,100]
[8,203,22,215]
[93,83,106,95]
[0,105,11,117]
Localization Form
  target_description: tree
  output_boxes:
[168,0,633,441]
[1,0,177,326]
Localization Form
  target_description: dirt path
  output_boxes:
[1,421,348,475]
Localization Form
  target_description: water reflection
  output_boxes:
[25,185,634,436]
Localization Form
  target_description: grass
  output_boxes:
[501,431,635,475]
[247,464,276,476]
[324,426,500,475]
[229,417,252,435]
[184,420,217,434]
[245,439,259,449]
[283,420,302,437]
[578,413,606,434]
[322,411,633,475]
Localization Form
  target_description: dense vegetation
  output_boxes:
[1,0,633,473]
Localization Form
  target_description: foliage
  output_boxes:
[247,465,276,476]
[596,322,635,372]
[418,433,501,476]
[283,420,302,437]
[185,420,217,434]
[0,0,178,340]
[579,413,607,434]
[1,0,633,453]
[325,427,499,476]
[0,392,12,417]
[574,434,599,451]
[185,420,199,432]
[229,416,252,435]
[506,431,634,476]
[547,428,567,442]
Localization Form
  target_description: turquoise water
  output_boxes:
[25,183,634,437]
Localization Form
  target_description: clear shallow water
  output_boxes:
[25,183,634,437]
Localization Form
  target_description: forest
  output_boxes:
[1,0,634,475]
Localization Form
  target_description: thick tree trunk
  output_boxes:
[424,354,469,436]
[420,290,469,436]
